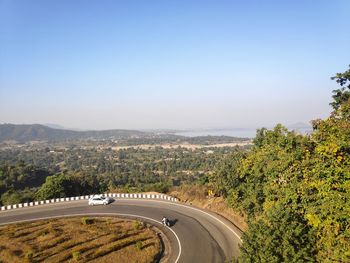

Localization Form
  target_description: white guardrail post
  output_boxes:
[1,192,178,211]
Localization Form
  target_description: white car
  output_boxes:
[88,195,112,206]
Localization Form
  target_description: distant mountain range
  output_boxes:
[0,124,151,143]
[0,123,312,143]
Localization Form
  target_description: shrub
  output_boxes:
[132,220,143,230]
[25,250,33,261]
[72,251,81,261]
[81,217,94,225]
[135,241,143,250]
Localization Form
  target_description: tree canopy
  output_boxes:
[210,66,350,262]
[330,65,350,110]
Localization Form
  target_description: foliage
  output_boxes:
[209,151,245,197]
[240,205,316,262]
[35,174,75,200]
[330,65,350,110]
[301,99,350,262]
[132,220,143,230]
[1,189,34,205]
[0,162,50,193]
[135,241,143,250]
[81,217,94,225]
[0,143,240,204]
[25,250,33,261]
[0,163,50,205]
[211,66,350,262]
[72,251,81,261]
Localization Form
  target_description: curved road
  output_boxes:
[0,199,242,262]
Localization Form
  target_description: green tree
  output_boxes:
[330,65,350,110]
[1,189,34,205]
[213,65,350,263]
[210,151,245,197]
[300,99,350,262]
[35,174,75,200]
[240,204,316,263]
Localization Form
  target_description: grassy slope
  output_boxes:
[0,217,160,263]
[170,185,247,231]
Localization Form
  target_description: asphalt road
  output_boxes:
[0,199,242,263]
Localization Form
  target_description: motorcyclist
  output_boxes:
[162,216,169,226]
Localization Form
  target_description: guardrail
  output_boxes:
[0,193,178,211]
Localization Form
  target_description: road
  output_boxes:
[0,199,242,263]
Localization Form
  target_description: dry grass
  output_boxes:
[112,141,252,151]
[0,217,161,263]
[170,185,248,231]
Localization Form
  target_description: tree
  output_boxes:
[300,98,350,262]
[1,189,34,205]
[240,204,316,263]
[213,65,350,262]
[210,151,244,197]
[330,65,350,110]
[35,174,75,200]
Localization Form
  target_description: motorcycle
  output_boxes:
[162,217,171,227]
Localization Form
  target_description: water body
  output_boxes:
[174,127,313,139]
[175,129,258,138]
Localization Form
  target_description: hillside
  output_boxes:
[0,124,150,143]
[0,124,250,144]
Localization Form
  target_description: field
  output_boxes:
[0,217,161,263]
[111,141,252,151]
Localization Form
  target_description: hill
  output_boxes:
[0,124,150,142]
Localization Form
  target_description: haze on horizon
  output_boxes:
[1,1,349,131]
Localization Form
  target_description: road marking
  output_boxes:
[0,212,182,263]
[118,199,243,242]
[0,198,242,242]
[170,202,243,242]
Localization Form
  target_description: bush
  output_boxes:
[135,241,143,250]
[81,217,94,225]
[72,251,81,261]
[132,220,143,230]
[1,190,34,206]
[35,174,75,200]
[25,250,33,261]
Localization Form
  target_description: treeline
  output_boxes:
[0,146,237,184]
[0,146,239,206]
[119,135,250,146]
[210,66,350,262]
[0,163,173,205]
[0,163,50,205]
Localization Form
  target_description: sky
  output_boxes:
[1,0,350,131]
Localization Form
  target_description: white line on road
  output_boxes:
[170,202,243,242]
[118,198,243,242]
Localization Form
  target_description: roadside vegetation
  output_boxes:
[208,66,350,262]
[0,143,246,205]
[0,217,160,263]
[170,184,247,231]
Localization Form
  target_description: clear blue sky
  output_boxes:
[1,0,349,130]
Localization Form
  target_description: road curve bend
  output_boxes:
[0,199,242,263]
